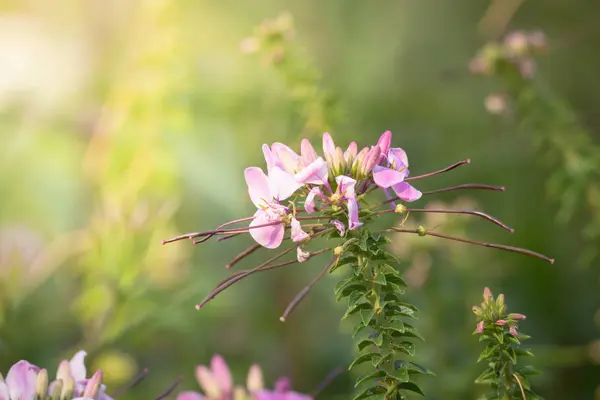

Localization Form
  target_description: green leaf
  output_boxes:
[348,352,377,370]
[353,324,368,339]
[357,333,383,351]
[396,382,425,396]
[382,323,405,335]
[388,366,409,382]
[395,361,436,376]
[494,332,504,344]
[401,324,425,341]
[477,346,495,363]
[342,302,370,321]
[474,368,497,384]
[392,341,416,356]
[355,371,386,387]
[331,256,358,273]
[372,273,387,286]
[335,276,360,295]
[516,366,543,376]
[514,348,535,357]
[360,308,377,326]
[372,351,392,367]
[352,385,387,400]
[336,285,367,302]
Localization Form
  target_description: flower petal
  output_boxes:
[245,167,272,207]
[274,377,291,393]
[304,187,322,214]
[210,355,232,394]
[285,391,313,400]
[335,175,357,198]
[300,139,318,166]
[176,391,205,400]
[372,166,407,188]
[389,147,408,168]
[0,382,9,400]
[249,210,285,249]
[271,143,300,173]
[347,198,363,230]
[195,366,221,398]
[254,390,283,400]
[295,157,328,185]
[391,181,422,202]
[268,167,301,201]
[296,247,311,263]
[343,142,357,165]
[6,360,38,400]
[322,132,335,160]
[262,144,275,171]
[330,220,346,236]
[290,218,309,242]
[69,350,88,382]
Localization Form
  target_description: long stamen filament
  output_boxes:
[405,208,514,233]
[405,158,471,181]
[161,217,255,244]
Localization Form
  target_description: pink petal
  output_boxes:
[0,382,9,400]
[347,198,363,230]
[254,390,283,400]
[360,146,380,175]
[6,360,37,400]
[245,167,272,207]
[300,139,318,165]
[322,132,335,159]
[210,355,232,394]
[372,166,407,188]
[69,350,88,382]
[335,175,357,198]
[249,210,285,249]
[331,220,346,236]
[296,247,310,263]
[376,131,392,162]
[274,377,291,392]
[304,187,322,214]
[285,392,313,400]
[268,167,301,201]
[391,181,422,202]
[176,391,205,400]
[262,144,274,171]
[195,366,220,398]
[295,157,328,185]
[389,147,408,168]
[290,218,309,242]
[271,143,300,173]
[343,142,357,165]
[476,321,484,334]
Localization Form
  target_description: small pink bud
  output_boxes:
[360,146,381,176]
[472,306,482,317]
[375,130,392,162]
[300,139,318,165]
[508,313,526,321]
[495,319,508,326]
[246,364,264,392]
[332,147,344,172]
[483,287,492,302]
[509,324,519,338]
[322,132,335,160]
[83,370,103,398]
[344,142,358,165]
[476,321,484,334]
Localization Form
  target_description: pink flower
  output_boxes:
[304,187,323,213]
[0,360,39,400]
[373,147,422,202]
[245,167,300,248]
[509,325,519,338]
[262,143,328,186]
[334,176,362,230]
[254,377,312,400]
[51,351,113,400]
[331,220,346,236]
[194,355,233,398]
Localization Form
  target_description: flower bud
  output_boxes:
[332,147,344,174]
[416,226,427,237]
[483,287,492,302]
[56,360,70,382]
[352,147,369,174]
[300,138,318,165]
[394,204,407,214]
[360,146,381,177]
[50,379,63,400]
[476,321,484,334]
[343,142,357,166]
[496,293,505,314]
[495,319,507,326]
[61,376,74,400]
[322,132,335,161]
[36,369,48,399]
[376,130,392,163]
[528,30,547,53]
[509,324,519,338]
[234,386,249,400]
[334,246,344,256]
[504,31,529,56]
[508,313,526,321]
[83,370,103,398]
[472,306,482,317]
[247,364,264,392]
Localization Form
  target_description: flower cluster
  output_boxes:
[176,355,312,400]
[0,351,110,400]
[472,288,543,400]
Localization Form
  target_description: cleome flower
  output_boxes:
[0,350,112,400]
[176,355,312,400]
[163,130,553,317]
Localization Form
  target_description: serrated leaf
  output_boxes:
[352,385,387,400]
[397,382,425,396]
[355,371,386,387]
[474,368,496,384]
[348,352,377,370]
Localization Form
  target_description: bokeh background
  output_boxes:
[1,0,599,399]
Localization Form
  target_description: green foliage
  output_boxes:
[472,288,543,400]
[336,228,432,399]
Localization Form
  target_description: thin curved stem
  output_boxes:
[405,158,470,181]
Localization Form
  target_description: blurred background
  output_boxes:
[0,0,599,399]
